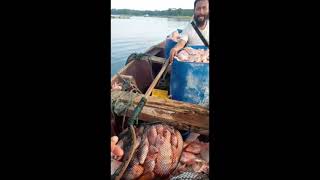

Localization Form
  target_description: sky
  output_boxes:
[111,0,195,11]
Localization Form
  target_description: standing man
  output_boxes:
[169,0,209,63]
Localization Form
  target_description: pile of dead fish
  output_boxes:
[124,124,184,179]
[176,47,209,63]
[167,31,210,63]
[171,132,209,176]
[111,125,209,180]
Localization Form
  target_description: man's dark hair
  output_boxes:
[194,0,208,9]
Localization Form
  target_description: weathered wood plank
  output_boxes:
[111,91,210,135]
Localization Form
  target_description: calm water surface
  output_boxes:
[111,16,190,76]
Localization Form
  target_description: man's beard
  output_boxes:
[194,14,208,27]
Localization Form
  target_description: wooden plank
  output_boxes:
[139,55,166,64]
[145,60,170,97]
[111,91,209,135]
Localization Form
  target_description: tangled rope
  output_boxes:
[111,73,143,130]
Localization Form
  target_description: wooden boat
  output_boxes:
[111,41,210,137]
[111,41,211,180]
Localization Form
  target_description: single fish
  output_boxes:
[155,134,165,147]
[137,136,149,164]
[143,155,156,173]
[163,129,171,143]
[155,124,164,136]
[123,163,144,180]
[147,126,157,145]
[171,130,184,167]
[185,142,202,154]
[180,151,197,165]
[153,139,172,176]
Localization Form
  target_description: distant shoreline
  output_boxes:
[111,15,191,20]
[111,15,130,19]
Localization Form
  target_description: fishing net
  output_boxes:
[170,171,209,180]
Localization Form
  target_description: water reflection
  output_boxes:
[111,16,190,76]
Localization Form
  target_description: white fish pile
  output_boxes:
[176,47,209,63]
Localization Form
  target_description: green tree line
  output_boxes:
[111,8,193,17]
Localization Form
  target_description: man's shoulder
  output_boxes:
[185,22,193,30]
[182,22,194,34]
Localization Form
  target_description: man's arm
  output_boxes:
[169,39,187,63]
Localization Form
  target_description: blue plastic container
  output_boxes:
[170,46,209,107]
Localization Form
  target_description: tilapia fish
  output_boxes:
[137,135,149,164]
[185,142,202,154]
[123,157,144,180]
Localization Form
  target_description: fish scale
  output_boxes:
[137,134,149,164]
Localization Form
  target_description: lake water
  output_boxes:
[111,16,190,77]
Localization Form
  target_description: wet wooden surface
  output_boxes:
[112,91,210,135]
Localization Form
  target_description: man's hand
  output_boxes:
[169,47,179,64]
